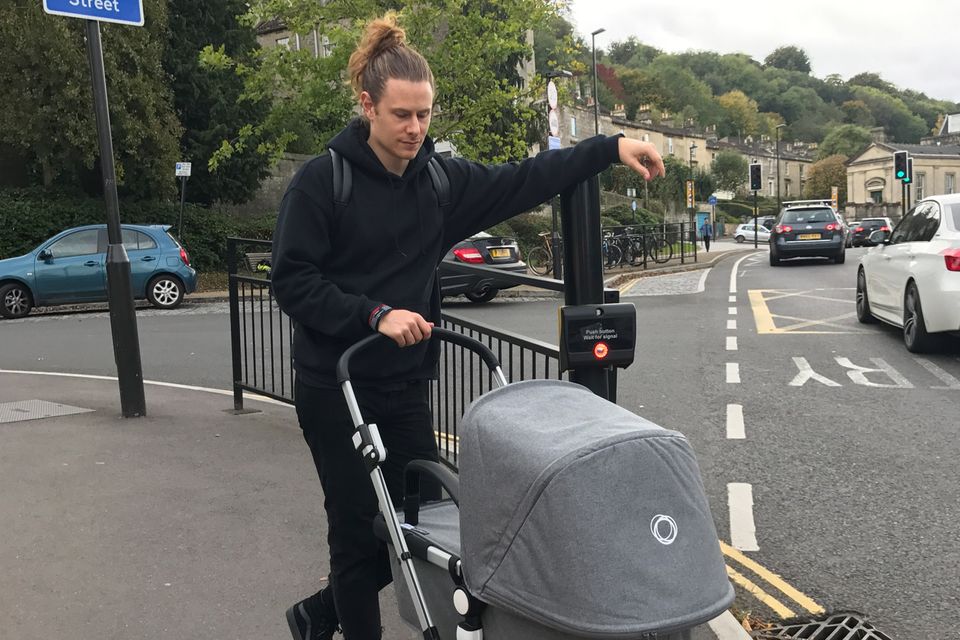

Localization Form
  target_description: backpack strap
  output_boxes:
[426,156,450,209]
[329,148,352,205]
[331,149,448,209]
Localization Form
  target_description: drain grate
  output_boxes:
[0,399,95,424]
[752,612,893,640]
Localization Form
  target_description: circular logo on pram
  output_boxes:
[650,514,678,545]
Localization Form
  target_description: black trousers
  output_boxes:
[295,378,440,640]
[703,235,711,251]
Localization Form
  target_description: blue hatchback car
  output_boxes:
[0,224,197,319]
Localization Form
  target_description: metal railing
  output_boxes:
[226,237,562,470]
[599,222,697,268]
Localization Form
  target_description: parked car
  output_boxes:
[769,203,846,265]
[438,232,527,303]
[733,223,771,243]
[0,224,196,319]
[850,217,894,247]
[856,194,960,352]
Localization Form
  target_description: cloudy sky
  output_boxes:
[567,0,959,104]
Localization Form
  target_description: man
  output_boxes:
[700,218,713,252]
[271,13,666,640]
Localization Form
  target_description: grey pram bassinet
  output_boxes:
[382,379,734,639]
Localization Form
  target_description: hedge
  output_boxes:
[0,189,275,272]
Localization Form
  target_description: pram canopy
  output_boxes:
[458,380,733,637]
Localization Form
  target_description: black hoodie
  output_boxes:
[271,119,622,388]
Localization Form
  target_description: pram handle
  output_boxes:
[404,459,460,527]
[336,326,504,385]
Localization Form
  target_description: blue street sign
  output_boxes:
[708,195,718,205]
[547,136,561,150]
[43,0,144,26]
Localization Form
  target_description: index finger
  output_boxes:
[645,153,666,180]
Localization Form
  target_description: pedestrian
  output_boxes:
[270,12,665,640]
[700,217,713,252]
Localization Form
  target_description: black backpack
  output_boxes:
[328,148,451,209]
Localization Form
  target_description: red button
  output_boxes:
[593,342,609,359]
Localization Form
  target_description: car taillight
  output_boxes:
[855,226,864,233]
[179,247,190,266]
[825,223,837,231]
[452,247,484,264]
[943,248,960,272]
[775,225,792,234]
[879,226,890,232]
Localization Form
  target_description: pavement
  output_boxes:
[0,240,759,640]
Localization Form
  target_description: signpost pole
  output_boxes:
[84,19,145,417]
[753,191,759,249]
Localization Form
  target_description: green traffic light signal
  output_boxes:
[896,169,905,179]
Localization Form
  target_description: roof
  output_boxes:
[255,19,286,35]
[877,142,960,157]
[939,114,960,135]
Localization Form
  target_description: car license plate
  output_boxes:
[798,233,820,240]
[490,248,510,258]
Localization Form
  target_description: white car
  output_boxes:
[856,193,960,352]
[733,223,771,243]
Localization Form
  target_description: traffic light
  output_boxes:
[894,151,908,180]
[749,163,761,191]
[904,157,913,185]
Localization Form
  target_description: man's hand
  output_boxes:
[617,138,666,181]
[377,309,433,347]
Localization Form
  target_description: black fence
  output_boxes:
[226,237,562,470]
[599,222,697,269]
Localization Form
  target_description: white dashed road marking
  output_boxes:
[728,483,759,551]
[727,319,737,330]
[726,404,745,439]
[726,363,741,384]
[726,336,738,351]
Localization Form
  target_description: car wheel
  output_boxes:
[834,250,846,264]
[735,235,745,243]
[147,275,184,310]
[903,282,939,353]
[465,288,498,304]
[0,282,33,319]
[855,269,876,324]
[769,251,780,266]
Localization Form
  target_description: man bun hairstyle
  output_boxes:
[348,12,434,105]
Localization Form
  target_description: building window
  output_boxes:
[667,138,674,155]
[870,190,883,204]
[784,180,791,197]
[916,172,926,200]
[319,34,332,57]
[768,179,775,197]
[642,134,649,142]
[946,173,956,194]
[276,37,290,49]
[570,117,577,138]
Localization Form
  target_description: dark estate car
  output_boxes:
[439,232,527,303]
[850,217,894,247]
[769,203,846,266]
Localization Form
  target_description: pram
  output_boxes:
[337,328,734,639]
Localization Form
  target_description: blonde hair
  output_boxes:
[348,12,434,105]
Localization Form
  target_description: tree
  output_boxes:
[164,0,271,205]
[803,154,848,204]
[0,0,182,198]
[607,37,659,68]
[533,12,586,77]
[764,46,811,73]
[211,0,557,164]
[850,86,928,142]
[818,125,873,159]
[716,90,761,138]
[840,100,874,127]
[711,151,748,193]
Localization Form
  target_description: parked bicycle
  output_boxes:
[527,231,563,276]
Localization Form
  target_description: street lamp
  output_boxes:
[544,69,572,280]
[775,123,786,210]
[689,142,698,245]
[591,28,605,135]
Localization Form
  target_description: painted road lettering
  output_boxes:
[789,356,958,389]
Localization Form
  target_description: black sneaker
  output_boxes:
[285,592,340,640]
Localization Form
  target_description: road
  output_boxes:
[2,245,959,638]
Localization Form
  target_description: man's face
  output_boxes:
[361,78,433,173]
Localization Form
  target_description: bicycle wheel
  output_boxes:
[650,237,673,263]
[527,246,552,275]
[628,237,644,266]
[603,244,622,271]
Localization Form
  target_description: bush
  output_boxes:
[0,188,276,272]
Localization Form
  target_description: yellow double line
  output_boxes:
[721,541,825,618]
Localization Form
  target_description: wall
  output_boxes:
[222,152,313,217]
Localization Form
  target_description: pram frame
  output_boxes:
[336,328,507,640]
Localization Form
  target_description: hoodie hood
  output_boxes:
[327,118,437,181]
